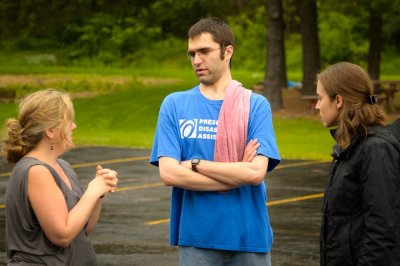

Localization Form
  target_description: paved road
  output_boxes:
[0,146,330,266]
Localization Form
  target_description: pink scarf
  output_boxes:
[214,80,252,162]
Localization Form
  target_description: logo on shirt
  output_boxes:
[179,119,218,140]
[179,119,198,138]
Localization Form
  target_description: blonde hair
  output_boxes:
[317,62,386,148]
[1,89,75,164]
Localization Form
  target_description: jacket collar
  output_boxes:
[329,128,367,160]
[330,123,400,159]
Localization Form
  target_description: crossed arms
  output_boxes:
[158,139,269,191]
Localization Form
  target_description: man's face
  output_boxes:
[187,33,230,86]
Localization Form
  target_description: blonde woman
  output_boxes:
[316,62,400,265]
[1,89,118,265]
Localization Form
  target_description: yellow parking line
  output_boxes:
[0,156,150,177]
[266,193,324,206]
[70,156,150,169]
[145,192,325,225]
[0,190,325,212]
[0,159,328,210]
[0,172,10,178]
[0,182,165,209]
[0,157,327,178]
[274,160,328,169]
[147,218,171,225]
[116,182,164,192]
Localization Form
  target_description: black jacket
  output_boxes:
[320,120,400,266]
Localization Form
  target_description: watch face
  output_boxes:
[191,159,200,172]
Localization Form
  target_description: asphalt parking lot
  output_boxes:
[0,146,330,266]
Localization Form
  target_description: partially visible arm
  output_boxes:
[160,139,266,190]
[86,165,117,235]
[242,139,260,162]
[181,155,268,187]
[85,199,103,236]
[28,165,117,247]
[159,157,236,191]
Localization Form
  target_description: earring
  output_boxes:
[50,143,54,151]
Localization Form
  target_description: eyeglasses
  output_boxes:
[187,47,221,60]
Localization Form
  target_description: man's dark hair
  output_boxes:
[188,17,235,60]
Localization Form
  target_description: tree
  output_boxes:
[366,0,393,81]
[298,0,320,95]
[367,7,382,81]
[264,0,286,110]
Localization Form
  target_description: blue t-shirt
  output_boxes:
[150,85,280,252]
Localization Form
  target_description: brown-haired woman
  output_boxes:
[316,62,400,266]
[1,89,118,265]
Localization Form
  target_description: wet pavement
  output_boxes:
[0,146,330,266]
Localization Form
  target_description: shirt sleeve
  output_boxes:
[248,95,280,171]
[150,96,182,166]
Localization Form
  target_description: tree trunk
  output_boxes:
[264,0,286,110]
[236,0,244,13]
[298,0,320,95]
[367,10,382,81]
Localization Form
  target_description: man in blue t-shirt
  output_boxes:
[150,17,280,266]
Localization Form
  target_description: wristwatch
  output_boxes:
[191,158,200,172]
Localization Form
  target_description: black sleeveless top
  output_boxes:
[5,157,97,265]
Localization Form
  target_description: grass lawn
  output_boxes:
[0,74,334,161]
[274,118,334,161]
[1,52,398,161]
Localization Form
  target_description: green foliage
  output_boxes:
[10,31,59,51]
[63,14,118,61]
[227,7,267,71]
[65,14,163,65]
[1,0,399,72]
[122,37,189,69]
[285,34,302,73]
[381,47,400,75]
[319,11,368,65]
